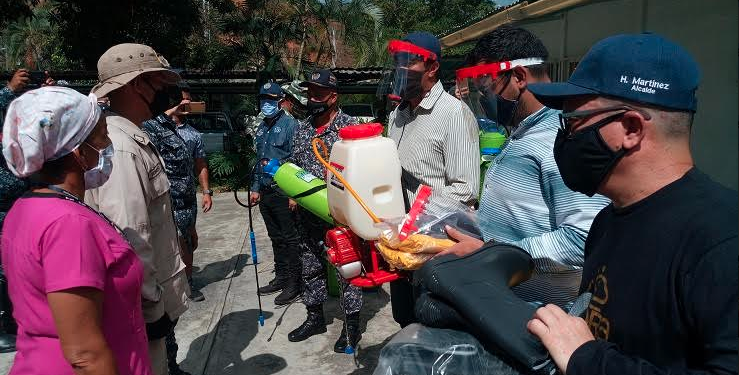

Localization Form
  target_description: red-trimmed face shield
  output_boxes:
[456,58,544,128]
[379,40,438,102]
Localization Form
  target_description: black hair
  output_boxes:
[466,25,550,78]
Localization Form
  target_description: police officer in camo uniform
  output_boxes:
[285,69,364,353]
[141,89,200,375]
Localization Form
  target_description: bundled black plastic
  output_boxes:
[372,324,522,375]
[414,242,556,374]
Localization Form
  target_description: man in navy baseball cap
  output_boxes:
[299,68,338,90]
[529,32,699,112]
[526,33,737,375]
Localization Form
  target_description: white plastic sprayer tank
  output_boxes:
[327,123,405,240]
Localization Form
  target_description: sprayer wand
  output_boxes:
[234,172,265,327]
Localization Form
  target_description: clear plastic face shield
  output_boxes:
[456,58,544,131]
[378,40,438,102]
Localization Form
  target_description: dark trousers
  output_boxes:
[259,190,301,282]
[390,276,418,328]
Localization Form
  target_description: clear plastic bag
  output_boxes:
[372,324,523,375]
[374,190,481,270]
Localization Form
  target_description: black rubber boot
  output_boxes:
[166,327,191,375]
[333,312,362,353]
[274,277,301,305]
[288,305,327,342]
[258,277,284,296]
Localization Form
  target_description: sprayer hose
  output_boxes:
[311,138,381,224]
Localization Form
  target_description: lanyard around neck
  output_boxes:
[46,185,129,242]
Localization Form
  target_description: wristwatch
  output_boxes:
[203,189,214,196]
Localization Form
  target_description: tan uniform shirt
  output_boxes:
[85,115,188,323]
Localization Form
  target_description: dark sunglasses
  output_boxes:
[559,105,651,137]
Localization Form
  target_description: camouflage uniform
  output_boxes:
[175,120,207,249]
[142,115,197,246]
[288,110,363,314]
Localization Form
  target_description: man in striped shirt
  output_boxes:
[385,32,480,326]
[440,26,609,307]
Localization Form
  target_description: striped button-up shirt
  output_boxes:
[479,106,610,307]
[387,80,479,213]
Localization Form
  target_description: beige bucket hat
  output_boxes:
[91,43,180,98]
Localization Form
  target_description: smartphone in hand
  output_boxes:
[29,71,45,85]
[182,101,206,113]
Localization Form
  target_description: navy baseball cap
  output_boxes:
[403,31,441,62]
[299,69,338,90]
[529,33,701,112]
[258,81,284,98]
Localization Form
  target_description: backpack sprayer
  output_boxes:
[266,123,409,288]
[265,123,411,356]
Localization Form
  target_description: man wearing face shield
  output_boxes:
[84,43,189,375]
[439,26,610,308]
[384,32,480,327]
[285,69,364,351]
[251,82,302,306]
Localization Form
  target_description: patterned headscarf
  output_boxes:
[2,86,101,178]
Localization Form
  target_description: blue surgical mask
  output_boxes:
[83,143,114,189]
[260,99,280,118]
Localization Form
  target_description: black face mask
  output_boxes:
[148,85,181,116]
[403,69,424,101]
[553,113,628,196]
[480,93,519,128]
[479,74,520,128]
[307,99,331,119]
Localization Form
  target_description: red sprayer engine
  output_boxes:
[325,227,403,288]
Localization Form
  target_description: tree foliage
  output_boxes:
[52,0,200,69]
[0,0,496,72]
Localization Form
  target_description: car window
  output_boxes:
[189,113,231,133]
[342,104,374,117]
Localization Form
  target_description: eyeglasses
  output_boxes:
[559,105,651,136]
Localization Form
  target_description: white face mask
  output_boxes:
[83,143,114,189]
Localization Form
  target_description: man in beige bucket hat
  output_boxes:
[84,43,189,375]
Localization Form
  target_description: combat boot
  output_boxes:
[333,312,362,353]
[288,305,327,342]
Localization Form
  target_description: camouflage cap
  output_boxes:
[281,80,308,106]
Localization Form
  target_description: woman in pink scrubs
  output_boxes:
[1,87,151,375]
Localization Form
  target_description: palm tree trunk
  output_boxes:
[330,26,337,68]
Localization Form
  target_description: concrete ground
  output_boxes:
[0,193,400,375]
